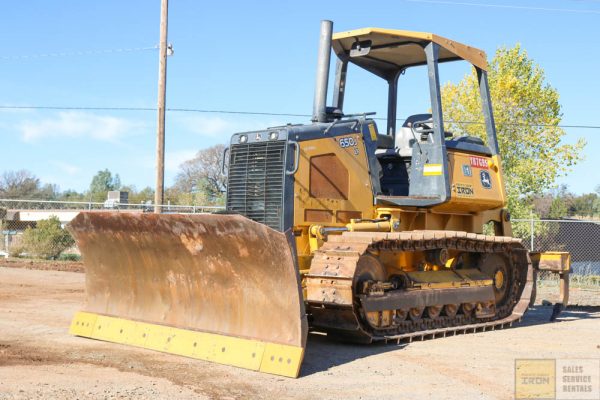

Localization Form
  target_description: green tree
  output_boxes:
[569,193,598,217]
[119,185,155,205]
[548,197,568,219]
[441,45,585,219]
[58,189,85,202]
[21,216,75,259]
[594,186,600,217]
[88,169,121,202]
[535,185,572,219]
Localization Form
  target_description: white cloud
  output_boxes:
[188,116,234,137]
[51,160,80,176]
[137,149,199,174]
[173,114,286,138]
[165,149,198,172]
[19,111,142,143]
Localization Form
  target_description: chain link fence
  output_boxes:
[0,198,224,213]
[0,199,224,259]
[2,200,599,288]
[512,218,600,288]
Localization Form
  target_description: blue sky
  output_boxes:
[1,0,598,195]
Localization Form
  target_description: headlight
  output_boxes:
[269,131,279,140]
[239,135,248,143]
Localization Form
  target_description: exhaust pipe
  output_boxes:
[312,20,333,123]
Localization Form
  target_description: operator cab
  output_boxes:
[374,114,492,196]
[321,27,499,207]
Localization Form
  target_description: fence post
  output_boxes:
[530,215,534,251]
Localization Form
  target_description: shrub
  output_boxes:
[58,253,81,262]
[8,244,23,258]
[21,216,75,259]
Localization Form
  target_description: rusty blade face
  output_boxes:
[68,212,307,348]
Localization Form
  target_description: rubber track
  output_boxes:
[306,230,533,344]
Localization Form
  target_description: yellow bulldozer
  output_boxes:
[68,21,570,378]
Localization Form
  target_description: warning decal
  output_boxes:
[423,164,443,176]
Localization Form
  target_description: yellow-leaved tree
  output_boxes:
[441,45,585,219]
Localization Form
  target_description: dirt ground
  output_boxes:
[0,258,84,273]
[0,267,599,400]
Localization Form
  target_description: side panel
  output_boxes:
[432,150,504,213]
[293,133,375,260]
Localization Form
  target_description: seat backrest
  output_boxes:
[395,127,416,157]
[395,113,432,158]
[376,134,395,149]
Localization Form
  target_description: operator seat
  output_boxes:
[375,114,443,196]
[375,113,435,157]
[396,113,432,156]
[374,113,494,199]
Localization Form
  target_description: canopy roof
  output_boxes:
[332,27,487,80]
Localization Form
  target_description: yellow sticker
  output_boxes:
[455,183,474,197]
[368,124,378,141]
[423,164,442,176]
[515,359,555,399]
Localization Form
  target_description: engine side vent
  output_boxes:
[226,140,287,231]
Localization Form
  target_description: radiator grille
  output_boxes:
[226,140,287,231]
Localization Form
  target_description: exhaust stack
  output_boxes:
[312,20,333,123]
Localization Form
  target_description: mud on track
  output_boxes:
[0,266,599,400]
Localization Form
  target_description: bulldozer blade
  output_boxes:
[68,212,308,378]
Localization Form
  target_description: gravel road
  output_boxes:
[0,266,598,400]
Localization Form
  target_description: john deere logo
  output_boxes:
[480,170,492,189]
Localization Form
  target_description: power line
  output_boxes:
[168,107,310,118]
[0,46,158,61]
[0,105,156,112]
[0,105,311,118]
[405,0,600,14]
[0,104,599,130]
[440,119,600,130]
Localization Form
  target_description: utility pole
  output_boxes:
[154,0,168,213]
